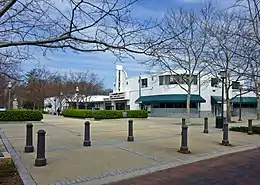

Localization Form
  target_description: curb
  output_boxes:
[0,129,36,185]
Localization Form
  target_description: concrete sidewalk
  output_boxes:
[1,115,260,185]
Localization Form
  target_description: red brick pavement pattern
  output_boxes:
[109,148,260,185]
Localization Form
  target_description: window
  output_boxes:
[158,75,197,85]
[166,103,174,108]
[141,78,148,88]
[232,81,240,89]
[159,103,166,108]
[152,103,159,108]
[211,78,219,87]
[170,75,178,84]
[159,76,164,85]
[192,75,198,85]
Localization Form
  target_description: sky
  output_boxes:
[21,0,236,88]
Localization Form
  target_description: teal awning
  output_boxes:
[211,96,225,105]
[231,97,257,105]
[135,94,206,104]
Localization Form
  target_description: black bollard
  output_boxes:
[203,117,209,134]
[179,122,190,154]
[24,123,34,153]
[182,118,186,126]
[35,129,47,167]
[83,121,91,147]
[248,119,253,135]
[180,118,186,135]
[127,120,134,142]
[221,120,230,146]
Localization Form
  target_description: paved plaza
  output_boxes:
[1,115,260,185]
[110,148,260,185]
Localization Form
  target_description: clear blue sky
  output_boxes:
[22,0,235,88]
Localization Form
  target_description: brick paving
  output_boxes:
[110,148,260,185]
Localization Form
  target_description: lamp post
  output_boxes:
[7,82,12,109]
[60,92,63,111]
[218,70,227,127]
[54,98,56,115]
[238,84,243,121]
[76,86,79,109]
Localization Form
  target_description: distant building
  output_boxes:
[44,65,257,117]
[43,95,110,114]
[107,65,257,117]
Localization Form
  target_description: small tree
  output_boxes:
[205,10,249,122]
[144,6,212,123]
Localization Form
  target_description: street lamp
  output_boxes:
[54,98,57,115]
[60,92,63,111]
[7,82,12,109]
[218,70,227,127]
[238,84,243,121]
[75,86,79,109]
[219,70,230,146]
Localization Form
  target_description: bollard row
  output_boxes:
[179,118,190,154]
[203,117,209,134]
[83,121,91,147]
[248,119,253,135]
[221,119,230,146]
[24,123,34,153]
[127,120,134,142]
[35,129,47,167]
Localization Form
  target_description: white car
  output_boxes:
[0,106,6,111]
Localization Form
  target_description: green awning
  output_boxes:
[135,94,206,104]
[211,96,224,105]
[231,97,257,105]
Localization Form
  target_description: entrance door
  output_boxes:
[116,102,126,110]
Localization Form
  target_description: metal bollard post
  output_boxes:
[181,118,186,135]
[221,120,230,146]
[248,119,253,135]
[24,123,34,153]
[203,117,209,134]
[127,120,134,142]
[35,129,47,167]
[83,121,91,147]
[179,123,190,154]
[182,118,186,126]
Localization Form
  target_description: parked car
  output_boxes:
[0,105,6,112]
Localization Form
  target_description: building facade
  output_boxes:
[44,65,258,117]
[108,65,257,117]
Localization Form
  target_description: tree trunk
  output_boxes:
[186,93,191,125]
[226,97,232,123]
[225,71,232,123]
[257,93,260,120]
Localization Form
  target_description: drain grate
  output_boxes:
[0,152,3,157]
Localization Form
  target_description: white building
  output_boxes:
[44,95,110,114]
[43,64,257,117]
[107,65,257,117]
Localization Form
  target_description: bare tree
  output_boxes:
[236,38,260,119]
[205,10,251,122]
[235,0,260,45]
[0,0,156,58]
[144,6,212,123]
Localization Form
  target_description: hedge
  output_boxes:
[62,109,148,119]
[62,109,93,118]
[229,126,260,134]
[0,110,43,121]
